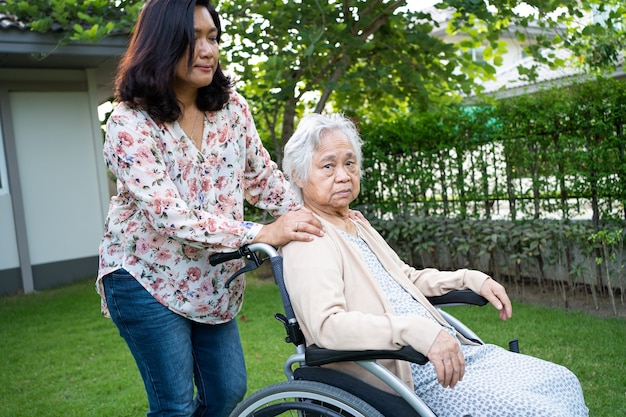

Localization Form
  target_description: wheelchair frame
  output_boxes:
[210,243,499,417]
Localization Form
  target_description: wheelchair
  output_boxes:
[210,243,519,417]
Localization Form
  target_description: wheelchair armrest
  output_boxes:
[426,289,488,307]
[305,345,428,367]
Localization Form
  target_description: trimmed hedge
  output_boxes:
[356,77,626,224]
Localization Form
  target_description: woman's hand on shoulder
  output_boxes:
[479,278,513,321]
[252,209,325,247]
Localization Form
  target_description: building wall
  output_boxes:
[0,193,20,291]
[0,69,109,295]
[12,91,104,263]
[0,115,19,278]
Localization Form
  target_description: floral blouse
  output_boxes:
[96,91,299,324]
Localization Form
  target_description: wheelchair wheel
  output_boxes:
[229,380,384,417]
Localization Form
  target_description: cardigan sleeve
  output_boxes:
[403,266,490,296]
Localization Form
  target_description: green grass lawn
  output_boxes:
[1,276,624,416]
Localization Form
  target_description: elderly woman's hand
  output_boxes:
[252,209,324,247]
[427,330,465,388]
[479,278,513,321]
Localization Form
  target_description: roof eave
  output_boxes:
[0,28,128,57]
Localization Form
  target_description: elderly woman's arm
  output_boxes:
[403,266,490,295]
[356,219,491,295]
[397,250,513,321]
[358,219,512,320]
[399,255,512,320]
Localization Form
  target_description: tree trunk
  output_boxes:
[278,95,299,164]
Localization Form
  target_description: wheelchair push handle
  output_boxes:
[209,243,281,288]
[209,248,247,266]
[209,243,281,266]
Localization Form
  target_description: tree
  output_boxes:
[217,0,480,160]
[446,0,626,79]
[216,0,625,159]
[3,0,623,158]
[0,0,142,42]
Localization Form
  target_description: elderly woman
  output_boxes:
[280,113,588,417]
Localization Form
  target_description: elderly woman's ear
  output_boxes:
[293,174,304,189]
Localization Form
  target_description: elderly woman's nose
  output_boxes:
[335,166,351,181]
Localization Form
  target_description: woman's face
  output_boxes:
[299,131,360,216]
[174,6,219,91]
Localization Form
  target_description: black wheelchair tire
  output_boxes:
[229,380,385,417]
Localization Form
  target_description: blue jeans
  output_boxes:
[103,269,246,417]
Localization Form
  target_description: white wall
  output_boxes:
[0,195,19,270]
[0,116,19,270]
[10,91,104,265]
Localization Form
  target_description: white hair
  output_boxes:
[283,113,363,201]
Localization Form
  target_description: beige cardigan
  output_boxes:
[281,215,489,391]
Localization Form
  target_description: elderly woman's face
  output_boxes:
[299,131,360,215]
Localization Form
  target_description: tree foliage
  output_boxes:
[0,0,142,42]
[217,0,480,159]
[2,0,624,158]
[216,0,625,158]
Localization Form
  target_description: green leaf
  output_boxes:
[482,45,494,60]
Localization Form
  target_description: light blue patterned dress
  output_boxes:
[342,229,588,417]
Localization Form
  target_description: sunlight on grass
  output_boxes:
[0,280,146,417]
[1,276,624,416]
